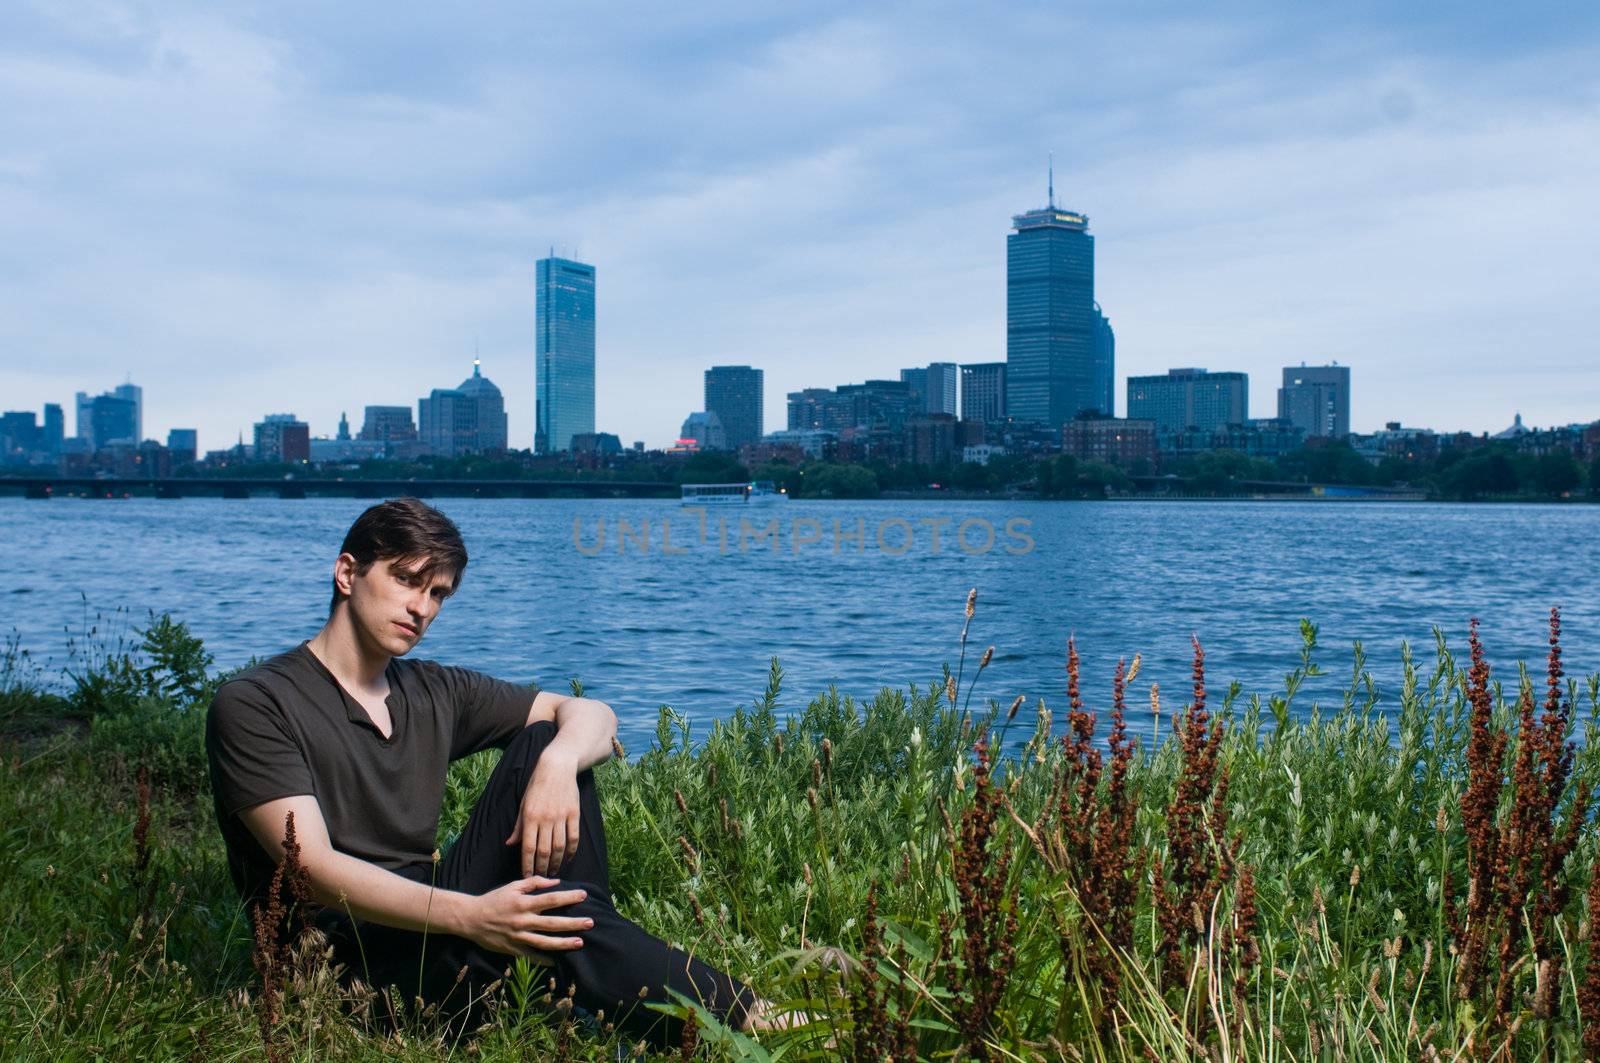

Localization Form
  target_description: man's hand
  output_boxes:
[462,876,592,956]
[506,755,581,877]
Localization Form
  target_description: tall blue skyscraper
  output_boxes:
[1006,171,1101,428]
[1092,305,1115,417]
[535,255,596,453]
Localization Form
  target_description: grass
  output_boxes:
[2,600,1599,1060]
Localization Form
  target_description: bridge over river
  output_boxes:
[0,476,681,500]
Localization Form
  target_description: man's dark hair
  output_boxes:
[329,497,469,616]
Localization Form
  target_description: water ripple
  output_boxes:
[3,497,1597,751]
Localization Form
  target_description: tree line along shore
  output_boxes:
[6,438,1600,502]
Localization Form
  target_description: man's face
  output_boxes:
[339,554,458,656]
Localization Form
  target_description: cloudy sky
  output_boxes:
[2,1,1597,451]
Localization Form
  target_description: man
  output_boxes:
[206,497,760,1045]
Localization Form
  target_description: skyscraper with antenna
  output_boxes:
[1005,159,1111,426]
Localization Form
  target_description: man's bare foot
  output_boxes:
[742,998,814,1032]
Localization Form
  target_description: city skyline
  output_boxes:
[2,5,1597,448]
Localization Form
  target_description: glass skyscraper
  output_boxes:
[1092,305,1115,417]
[535,256,596,453]
[1006,197,1101,428]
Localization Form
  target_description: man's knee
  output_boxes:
[501,719,558,771]
[528,878,611,917]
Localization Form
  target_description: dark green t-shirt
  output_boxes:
[205,641,537,906]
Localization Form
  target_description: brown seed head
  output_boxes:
[978,646,994,670]
[965,588,977,619]
[1007,694,1025,720]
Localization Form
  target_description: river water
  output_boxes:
[3,496,1595,750]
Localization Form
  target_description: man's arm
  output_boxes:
[508,691,619,876]
[239,794,593,957]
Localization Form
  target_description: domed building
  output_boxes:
[419,360,509,457]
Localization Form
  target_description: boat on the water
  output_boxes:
[680,481,789,506]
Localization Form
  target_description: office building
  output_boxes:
[571,432,622,456]
[753,429,836,461]
[678,411,726,451]
[1062,417,1157,467]
[787,379,916,436]
[704,365,764,451]
[0,412,36,465]
[535,255,596,453]
[1006,176,1102,428]
[787,388,833,431]
[419,361,509,457]
[961,362,1007,423]
[360,405,418,444]
[253,414,310,463]
[419,390,475,457]
[1126,368,1249,434]
[5,403,67,465]
[1092,306,1115,417]
[166,428,198,465]
[74,392,92,442]
[42,404,63,455]
[89,395,139,450]
[900,363,959,416]
[74,384,141,449]
[1278,363,1351,439]
[928,362,959,416]
[898,369,923,410]
[113,383,142,444]
[456,361,509,453]
[1156,418,1304,464]
[904,412,960,466]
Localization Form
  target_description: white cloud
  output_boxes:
[0,2,1597,448]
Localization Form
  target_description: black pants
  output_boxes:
[318,721,753,1045]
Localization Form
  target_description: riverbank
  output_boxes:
[3,608,1599,1059]
[10,477,1594,503]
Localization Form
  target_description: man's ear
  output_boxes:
[332,552,360,598]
